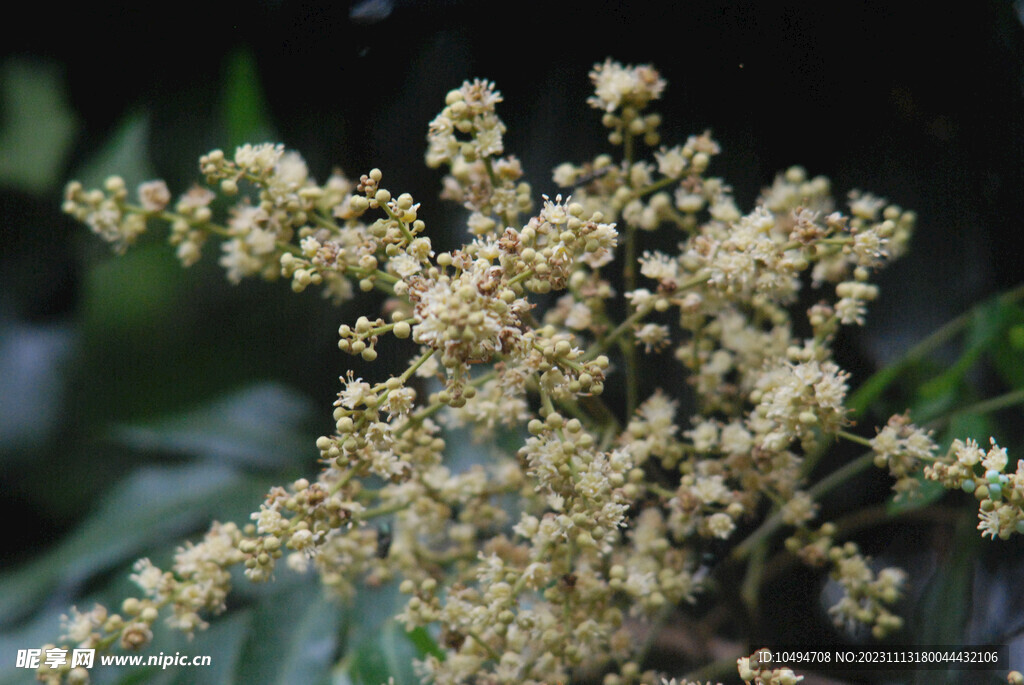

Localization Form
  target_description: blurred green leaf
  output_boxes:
[1,555,341,685]
[941,411,998,450]
[849,286,1024,420]
[79,243,186,339]
[112,382,317,469]
[0,463,270,626]
[0,58,78,194]
[224,48,274,150]
[0,604,73,685]
[335,585,423,685]
[342,622,419,685]
[914,299,1013,411]
[405,627,444,662]
[95,610,253,685]
[990,309,1024,390]
[910,515,979,685]
[74,111,155,192]
[233,581,341,685]
[886,476,947,516]
[849,361,907,418]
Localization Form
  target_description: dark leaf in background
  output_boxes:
[112,383,317,470]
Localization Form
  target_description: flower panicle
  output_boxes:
[54,59,1020,685]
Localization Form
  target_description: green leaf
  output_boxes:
[79,243,186,340]
[910,515,979,685]
[848,287,1024,420]
[223,48,274,150]
[336,585,421,685]
[912,298,1015,422]
[941,411,997,449]
[94,610,253,685]
[232,581,342,685]
[0,320,75,453]
[0,604,73,685]
[0,58,78,194]
[112,382,317,469]
[405,627,445,661]
[344,622,419,685]
[990,308,1024,390]
[848,361,906,418]
[74,111,155,192]
[0,463,270,626]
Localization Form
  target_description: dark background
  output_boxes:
[2,1,1024,681]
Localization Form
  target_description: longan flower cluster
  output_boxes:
[826,542,907,639]
[748,358,850,453]
[588,59,667,147]
[51,59,1022,685]
[498,195,619,291]
[870,413,938,499]
[37,523,247,683]
[924,437,1024,539]
[427,79,532,232]
[62,177,157,253]
[864,411,1024,540]
[782,523,905,639]
[407,257,527,369]
[520,413,633,549]
[197,145,317,282]
[611,507,697,612]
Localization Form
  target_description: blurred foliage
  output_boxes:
[0,51,340,685]
[0,60,78,196]
[0,42,448,685]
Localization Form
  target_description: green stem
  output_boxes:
[932,387,1024,427]
[539,386,556,417]
[584,272,711,362]
[632,602,675,671]
[399,348,435,385]
[467,630,502,663]
[621,336,639,417]
[648,483,675,499]
[310,211,343,233]
[633,172,685,200]
[837,429,873,449]
[377,199,416,244]
[577,395,623,433]
[731,452,876,562]
[344,265,400,285]
[359,499,412,520]
[482,156,499,189]
[507,267,535,288]
[740,538,768,615]
[329,468,356,496]
[585,303,652,361]
[395,370,498,437]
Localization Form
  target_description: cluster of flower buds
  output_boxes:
[58,56,1024,685]
[924,437,1024,539]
